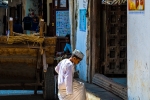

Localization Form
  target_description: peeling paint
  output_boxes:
[128,56,150,99]
[128,2,150,99]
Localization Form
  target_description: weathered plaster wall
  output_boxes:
[25,0,38,16]
[69,0,76,51]
[76,0,88,81]
[8,0,38,20]
[127,1,150,100]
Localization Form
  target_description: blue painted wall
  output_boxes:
[75,0,88,81]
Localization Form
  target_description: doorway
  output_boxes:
[91,3,127,99]
[100,5,127,77]
[49,0,70,52]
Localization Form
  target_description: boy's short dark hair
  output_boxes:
[65,34,70,39]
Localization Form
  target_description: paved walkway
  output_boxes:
[76,78,124,100]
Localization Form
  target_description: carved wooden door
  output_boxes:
[100,5,127,75]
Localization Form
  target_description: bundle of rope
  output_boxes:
[102,0,126,5]
[7,32,44,45]
[7,32,45,55]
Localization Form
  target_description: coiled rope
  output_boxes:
[7,32,44,54]
[102,0,126,5]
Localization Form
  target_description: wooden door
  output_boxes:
[48,0,69,52]
[48,3,55,36]
[100,5,127,76]
[17,4,22,24]
[43,0,47,22]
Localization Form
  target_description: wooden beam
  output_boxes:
[40,19,44,37]
[90,0,101,82]
[9,17,13,36]
[92,74,127,100]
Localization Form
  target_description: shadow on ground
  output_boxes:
[0,90,58,100]
[0,95,44,100]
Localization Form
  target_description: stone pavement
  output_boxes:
[76,78,124,100]
[85,82,123,100]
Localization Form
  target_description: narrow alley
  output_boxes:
[0,0,149,100]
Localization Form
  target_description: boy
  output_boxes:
[63,34,72,54]
[55,49,86,100]
[56,34,71,57]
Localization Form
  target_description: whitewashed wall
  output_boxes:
[127,1,150,100]
[76,0,88,81]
